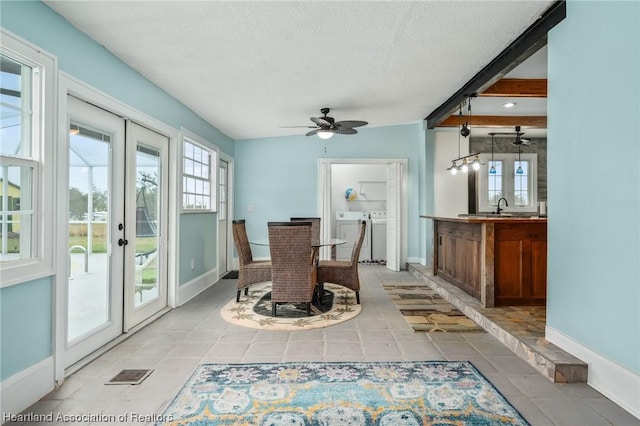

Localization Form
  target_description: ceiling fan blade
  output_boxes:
[305,129,322,136]
[334,120,368,128]
[280,125,318,129]
[333,127,357,135]
[311,117,331,127]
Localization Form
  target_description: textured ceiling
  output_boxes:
[45,1,553,140]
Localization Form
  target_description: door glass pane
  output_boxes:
[68,124,111,342]
[487,160,503,206]
[135,144,160,306]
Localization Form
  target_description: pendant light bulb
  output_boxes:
[472,155,481,171]
[447,161,458,175]
[459,160,469,173]
[489,165,496,174]
[516,166,524,175]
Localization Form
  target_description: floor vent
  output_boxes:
[106,369,153,385]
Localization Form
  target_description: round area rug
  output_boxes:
[220,282,362,331]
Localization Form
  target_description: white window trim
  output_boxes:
[179,127,218,213]
[0,30,57,287]
[477,152,538,213]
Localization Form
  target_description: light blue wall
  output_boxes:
[235,123,424,260]
[0,278,52,380]
[179,213,218,285]
[547,0,639,373]
[1,1,230,377]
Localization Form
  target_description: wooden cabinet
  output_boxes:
[435,221,482,299]
[430,216,547,307]
[494,223,547,306]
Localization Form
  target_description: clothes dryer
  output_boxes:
[335,211,370,262]
[370,211,387,264]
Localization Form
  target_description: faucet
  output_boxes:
[496,197,508,215]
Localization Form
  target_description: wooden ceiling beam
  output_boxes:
[425,0,565,128]
[480,78,547,98]
[438,115,547,128]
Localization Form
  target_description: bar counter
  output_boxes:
[421,215,547,307]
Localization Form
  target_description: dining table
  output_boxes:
[250,237,346,309]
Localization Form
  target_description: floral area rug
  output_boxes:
[220,282,361,331]
[383,282,485,333]
[157,361,529,425]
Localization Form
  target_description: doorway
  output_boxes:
[317,158,407,271]
[64,97,169,368]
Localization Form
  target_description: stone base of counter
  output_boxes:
[408,263,588,383]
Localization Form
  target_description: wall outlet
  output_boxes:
[190,259,195,270]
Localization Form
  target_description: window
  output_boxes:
[180,129,218,212]
[478,153,537,213]
[1,30,56,286]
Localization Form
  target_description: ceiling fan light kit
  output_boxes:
[288,108,368,139]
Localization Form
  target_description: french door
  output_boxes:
[65,97,168,367]
[218,159,229,276]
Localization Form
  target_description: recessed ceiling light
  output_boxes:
[502,102,517,108]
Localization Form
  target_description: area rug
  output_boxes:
[220,282,361,331]
[221,270,239,279]
[383,283,485,333]
[157,361,529,425]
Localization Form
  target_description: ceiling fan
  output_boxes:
[283,108,368,139]
[511,125,531,146]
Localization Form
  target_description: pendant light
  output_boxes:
[516,144,524,175]
[447,97,480,175]
[489,133,496,174]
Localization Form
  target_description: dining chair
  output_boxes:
[268,221,317,317]
[317,219,366,304]
[290,217,320,243]
[232,220,272,302]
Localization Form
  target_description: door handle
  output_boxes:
[118,238,128,246]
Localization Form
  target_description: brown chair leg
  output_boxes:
[272,302,276,317]
[245,288,249,295]
[306,302,311,316]
[355,291,360,304]
[236,290,241,302]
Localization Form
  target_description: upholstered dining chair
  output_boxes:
[232,220,272,302]
[268,221,317,317]
[317,219,367,304]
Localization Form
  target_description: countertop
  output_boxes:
[420,214,547,224]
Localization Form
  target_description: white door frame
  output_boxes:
[55,73,179,383]
[123,122,170,331]
[317,158,408,268]
[62,96,125,368]
[219,152,235,272]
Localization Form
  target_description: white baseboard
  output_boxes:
[1,357,55,422]
[406,256,424,265]
[177,268,218,306]
[546,326,640,420]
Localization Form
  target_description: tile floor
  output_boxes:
[11,266,639,426]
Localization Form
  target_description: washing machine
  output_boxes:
[370,211,387,264]
[335,211,371,262]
